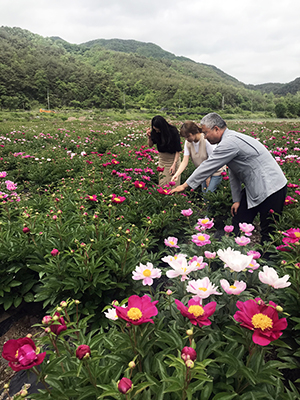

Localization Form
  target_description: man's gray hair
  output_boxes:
[201,113,227,129]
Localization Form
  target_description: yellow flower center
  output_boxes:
[201,219,209,224]
[295,232,300,238]
[169,241,175,245]
[143,269,151,277]
[188,305,204,317]
[229,285,237,289]
[252,313,273,331]
[198,287,207,292]
[181,267,187,272]
[127,307,142,321]
[197,235,205,241]
[15,350,18,358]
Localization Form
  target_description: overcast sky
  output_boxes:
[1,0,299,85]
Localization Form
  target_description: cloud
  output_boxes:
[1,0,300,84]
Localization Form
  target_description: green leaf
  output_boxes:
[212,392,238,400]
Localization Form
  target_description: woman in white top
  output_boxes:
[171,121,225,192]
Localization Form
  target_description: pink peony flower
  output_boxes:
[0,171,7,178]
[85,195,97,201]
[197,218,214,230]
[132,262,161,286]
[204,251,216,259]
[164,236,180,248]
[258,266,291,289]
[234,298,288,346]
[220,279,247,295]
[134,181,146,189]
[23,227,30,234]
[247,250,261,259]
[181,208,193,217]
[115,295,158,325]
[51,248,59,256]
[235,236,251,246]
[191,233,211,246]
[224,225,234,233]
[239,222,255,236]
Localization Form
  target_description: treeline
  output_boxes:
[1,26,300,117]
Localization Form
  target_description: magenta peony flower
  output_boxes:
[2,337,46,371]
[23,227,30,234]
[181,347,197,361]
[234,298,288,346]
[50,312,67,335]
[175,297,216,327]
[115,295,158,325]
[76,345,91,360]
[111,194,126,203]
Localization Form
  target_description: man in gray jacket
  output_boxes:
[171,113,287,244]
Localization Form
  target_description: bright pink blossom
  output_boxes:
[51,248,59,256]
[181,208,193,217]
[204,251,216,259]
[181,347,197,361]
[85,195,97,201]
[164,236,180,248]
[247,250,261,259]
[191,233,211,246]
[234,298,288,346]
[239,223,255,236]
[50,312,67,335]
[118,377,133,394]
[224,225,234,233]
[115,295,158,325]
[111,194,126,203]
[197,218,214,230]
[175,297,216,327]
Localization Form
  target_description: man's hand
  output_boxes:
[170,183,189,194]
[169,164,176,175]
[231,202,240,217]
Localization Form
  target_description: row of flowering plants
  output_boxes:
[0,116,300,398]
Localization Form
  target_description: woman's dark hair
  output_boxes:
[151,115,178,147]
[180,121,201,138]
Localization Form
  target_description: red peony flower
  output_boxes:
[233,297,287,346]
[157,187,171,195]
[115,294,158,325]
[50,312,67,335]
[175,297,216,327]
[76,345,91,360]
[118,377,132,394]
[85,195,97,201]
[2,337,46,371]
[156,166,165,172]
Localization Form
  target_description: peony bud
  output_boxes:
[60,301,67,308]
[185,359,195,369]
[76,345,91,360]
[128,360,136,369]
[166,289,173,296]
[23,227,30,234]
[276,306,283,313]
[118,377,132,394]
[51,248,59,256]
[181,347,197,362]
[42,315,52,325]
[186,329,193,336]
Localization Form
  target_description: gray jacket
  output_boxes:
[186,128,287,208]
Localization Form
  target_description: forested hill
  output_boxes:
[0,26,299,115]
